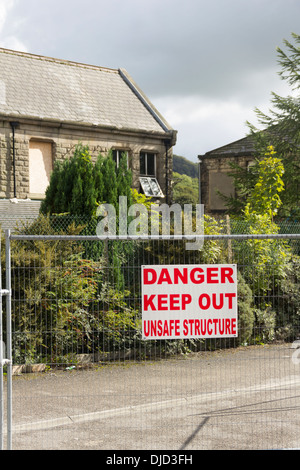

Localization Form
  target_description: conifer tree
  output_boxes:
[220,33,300,218]
[93,153,104,204]
[41,144,101,217]
[101,151,118,208]
[247,32,300,218]
[68,146,97,216]
[41,144,133,219]
[40,160,63,215]
[116,153,133,208]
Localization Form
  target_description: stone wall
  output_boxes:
[0,122,30,199]
[0,118,173,202]
[200,154,252,215]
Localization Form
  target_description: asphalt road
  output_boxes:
[2,343,300,450]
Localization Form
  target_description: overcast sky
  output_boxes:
[0,0,299,161]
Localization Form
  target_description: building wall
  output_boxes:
[0,118,173,202]
[200,154,252,214]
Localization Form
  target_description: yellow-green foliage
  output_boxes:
[245,146,285,219]
[172,171,199,205]
[2,215,137,364]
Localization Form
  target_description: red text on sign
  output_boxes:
[198,292,236,310]
[143,266,234,285]
[183,318,237,336]
[143,319,181,337]
[143,294,192,311]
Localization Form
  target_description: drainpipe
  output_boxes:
[10,122,19,199]
[165,141,169,204]
[198,158,202,205]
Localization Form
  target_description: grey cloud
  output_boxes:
[3,0,300,103]
[1,0,299,158]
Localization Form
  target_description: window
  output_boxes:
[29,141,53,197]
[139,177,164,198]
[209,171,234,210]
[139,151,163,197]
[140,152,156,176]
[247,160,255,171]
[112,149,128,168]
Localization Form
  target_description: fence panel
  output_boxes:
[1,232,300,450]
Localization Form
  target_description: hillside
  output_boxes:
[172,155,199,205]
[172,154,198,178]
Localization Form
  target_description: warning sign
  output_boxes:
[142,264,238,339]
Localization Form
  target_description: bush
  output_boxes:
[274,255,300,341]
[236,272,255,345]
[254,306,276,343]
[41,144,132,217]
[3,215,138,365]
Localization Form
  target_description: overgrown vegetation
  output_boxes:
[40,143,133,217]
[172,171,199,205]
[3,205,298,365]
[222,33,300,219]
[214,33,300,344]
[3,32,300,365]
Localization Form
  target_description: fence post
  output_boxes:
[5,230,12,450]
[0,230,13,450]
[226,215,232,263]
[0,233,3,450]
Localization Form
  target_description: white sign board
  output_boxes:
[142,264,238,340]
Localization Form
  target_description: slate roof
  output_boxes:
[0,48,175,137]
[200,134,256,158]
[0,199,41,231]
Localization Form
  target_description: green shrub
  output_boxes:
[2,216,138,365]
[254,306,276,343]
[236,272,255,345]
[41,144,132,218]
[275,255,300,341]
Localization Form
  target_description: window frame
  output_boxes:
[139,177,164,198]
[112,149,129,168]
[139,152,156,177]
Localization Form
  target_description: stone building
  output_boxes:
[198,134,256,215]
[0,47,177,226]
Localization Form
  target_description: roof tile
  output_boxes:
[0,48,172,135]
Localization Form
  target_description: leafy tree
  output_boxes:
[245,146,285,221]
[236,146,291,297]
[3,226,137,363]
[236,272,255,346]
[221,34,300,218]
[247,33,300,218]
[172,171,199,205]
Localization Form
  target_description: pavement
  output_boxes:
[2,343,300,450]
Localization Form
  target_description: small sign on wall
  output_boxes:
[142,264,238,340]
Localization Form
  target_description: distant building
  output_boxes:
[198,135,256,215]
[0,47,177,227]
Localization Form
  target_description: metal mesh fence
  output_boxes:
[1,213,300,235]
[1,223,300,450]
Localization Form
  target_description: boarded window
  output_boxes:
[209,171,234,210]
[29,141,53,196]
